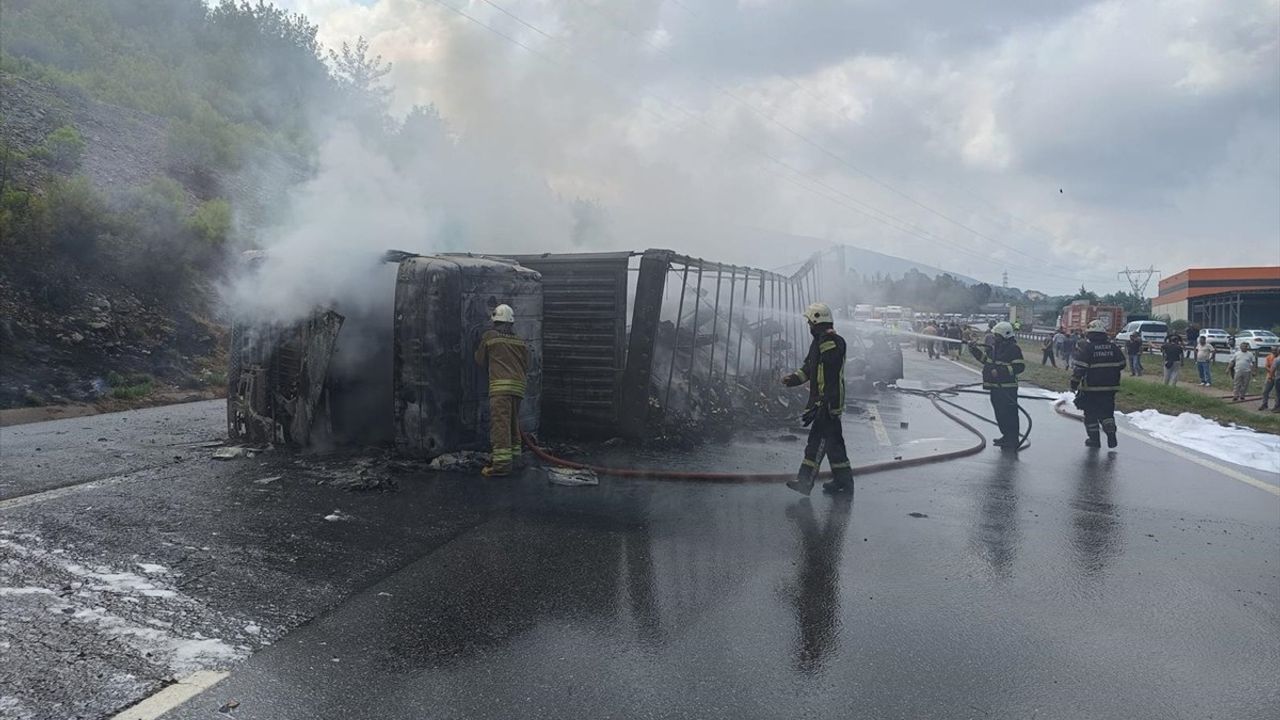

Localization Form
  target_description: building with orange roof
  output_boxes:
[1151,266,1280,330]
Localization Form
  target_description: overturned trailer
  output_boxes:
[228,246,898,454]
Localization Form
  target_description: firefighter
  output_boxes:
[968,321,1026,449]
[1070,319,1125,448]
[474,303,528,477]
[781,302,853,495]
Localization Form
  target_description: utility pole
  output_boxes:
[1117,266,1161,297]
[1002,270,1008,289]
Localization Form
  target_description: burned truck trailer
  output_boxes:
[229,246,888,453]
[228,254,542,456]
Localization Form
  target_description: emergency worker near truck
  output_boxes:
[474,303,529,477]
[968,321,1026,449]
[781,302,854,496]
[1070,320,1124,448]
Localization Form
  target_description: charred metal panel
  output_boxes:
[619,249,673,437]
[393,255,542,458]
[227,310,344,446]
[506,252,630,436]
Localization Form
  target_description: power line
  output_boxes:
[1117,266,1161,297]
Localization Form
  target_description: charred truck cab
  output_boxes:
[228,253,542,458]
[392,254,542,458]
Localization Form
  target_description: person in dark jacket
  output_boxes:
[1071,320,1125,448]
[782,302,852,495]
[1125,334,1144,376]
[968,321,1026,449]
[1161,335,1184,385]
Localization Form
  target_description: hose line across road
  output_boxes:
[523,387,991,483]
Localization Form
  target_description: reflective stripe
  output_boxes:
[1082,385,1119,392]
[492,449,513,461]
[802,458,819,468]
[829,461,851,469]
[485,337,526,349]
[490,379,526,396]
[819,341,837,353]
[984,382,1019,388]
[795,370,808,383]
[1079,360,1125,369]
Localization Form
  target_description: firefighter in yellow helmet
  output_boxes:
[475,303,528,477]
[781,302,853,495]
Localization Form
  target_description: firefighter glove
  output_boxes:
[782,373,802,387]
[1072,393,1084,410]
[801,405,820,426]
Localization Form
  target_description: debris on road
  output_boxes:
[427,451,490,473]
[322,510,351,522]
[212,446,258,460]
[546,467,600,487]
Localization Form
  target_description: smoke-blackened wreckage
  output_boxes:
[225,246,905,470]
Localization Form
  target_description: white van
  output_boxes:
[1115,320,1168,346]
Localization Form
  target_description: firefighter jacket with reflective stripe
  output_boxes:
[969,337,1025,389]
[1071,334,1124,392]
[791,329,846,415]
[474,328,528,397]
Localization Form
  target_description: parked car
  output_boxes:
[1115,320,1168,346]
[1197,328,1231,350]
[1234,330,1278,354]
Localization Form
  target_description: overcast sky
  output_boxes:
[275,0,1279,295]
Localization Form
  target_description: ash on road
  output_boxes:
[1,354,1277,720]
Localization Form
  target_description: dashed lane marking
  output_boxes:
[868,410,892,446]
[110,670,229,720]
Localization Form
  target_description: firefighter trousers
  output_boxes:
[489,395,522,472]
[800,411,853,485]
[989,387,1021,444]
[1077,392,1117,440]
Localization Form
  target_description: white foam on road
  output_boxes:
[1125,409,1280,475]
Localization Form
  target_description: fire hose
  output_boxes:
[521,385,998,483]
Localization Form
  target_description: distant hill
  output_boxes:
[839,243,979,285]
[739,230,981,285]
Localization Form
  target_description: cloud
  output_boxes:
[269,0,1279,294]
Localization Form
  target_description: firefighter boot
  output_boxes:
[1084,421,1101,448]
[786,461,817,496]
[822,467,855,494]
[1102,418,1118,448]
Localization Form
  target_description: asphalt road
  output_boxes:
[2,354,1278,719]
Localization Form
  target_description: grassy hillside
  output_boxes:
[0,0,389,409]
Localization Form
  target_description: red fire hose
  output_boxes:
[521,393,988,483]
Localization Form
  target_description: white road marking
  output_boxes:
[946,358,982,376]
[868,411,891,446]
[110,670,229,720]
[0,476,129,511]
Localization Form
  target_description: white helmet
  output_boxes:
[992,321,1015,339]
[492,304,515,323]
[1086,319,1107,333]
[803,302,833,324]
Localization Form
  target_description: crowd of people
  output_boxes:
[1037,324,1279,412]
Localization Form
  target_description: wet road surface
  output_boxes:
[2,356,1278,719]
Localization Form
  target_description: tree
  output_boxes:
[328,36,392,115]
